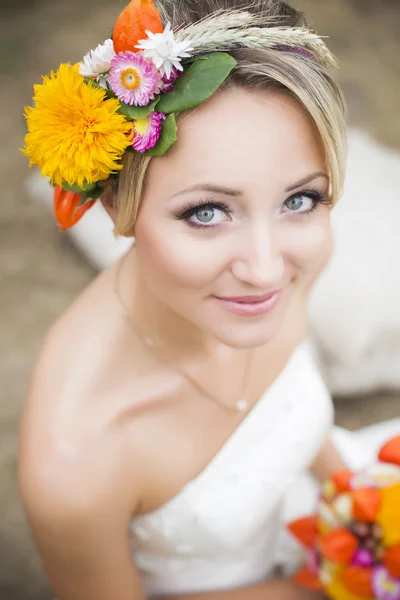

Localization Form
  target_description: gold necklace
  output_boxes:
[114,254,254,414]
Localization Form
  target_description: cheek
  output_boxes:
[135,222,223,292]
[284,214,333,272]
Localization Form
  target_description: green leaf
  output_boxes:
[143,114,177,157]
[83,77,115,99]
[77,194,88,208]
[156,53,237,114]
[62,181,97,194]
[77,185,104,207]
[117,98,160,120]
[87,186,104,201]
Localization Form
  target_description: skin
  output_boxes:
[19,88,346,600]
[131,87,333,353]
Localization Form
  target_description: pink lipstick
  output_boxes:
[214,290,283,317]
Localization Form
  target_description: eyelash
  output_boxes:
[176,189,331,230]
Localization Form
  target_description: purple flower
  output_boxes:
[372,566,400,600]
[132,112,166,153]
[351,548,375,568]
[109,52,158,106]
[159,66,182,93]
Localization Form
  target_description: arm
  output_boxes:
[310,436,348,483]
[157,581,324,600]
[23,489,145,600]
[19,441,146,600]
[19,353,146,600]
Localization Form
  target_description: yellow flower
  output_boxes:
[23,63,132,187]
[377,483,400,546]
[326,568,372,600]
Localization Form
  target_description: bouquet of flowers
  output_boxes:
[288,436,400,600]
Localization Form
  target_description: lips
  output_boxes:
[213,290,283,317]
[216,291,281,304]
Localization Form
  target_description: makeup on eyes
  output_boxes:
[174,188,331,229]
[176,198,231,229]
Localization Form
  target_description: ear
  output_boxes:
[100,196,117,223]
[100,181,136,239]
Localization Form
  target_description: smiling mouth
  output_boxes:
[213,290,283,317]
[215,291,282,304]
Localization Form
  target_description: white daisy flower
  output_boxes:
[135,22,193,79]
[79,39,116,79]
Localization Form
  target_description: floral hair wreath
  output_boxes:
[23,0,337,230]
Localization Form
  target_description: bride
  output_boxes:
[19,1,400,599]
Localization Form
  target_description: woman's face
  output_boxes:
[134,88,333,348]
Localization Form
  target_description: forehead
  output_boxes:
[146,88,326,195]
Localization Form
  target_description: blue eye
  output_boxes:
[195,207,217,224]
[283,194,314,213]
[282,190,330,215]
[178,201,231,229]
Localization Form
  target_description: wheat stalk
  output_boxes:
[176,9,279,37]
[175,11,337,68]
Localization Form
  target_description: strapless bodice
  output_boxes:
[129,341,334,597]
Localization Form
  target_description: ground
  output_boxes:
[1,1,399,598]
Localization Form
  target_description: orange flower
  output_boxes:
[383,543,400,578]
[379,436,400,467]
[293,566,324,591]
[53,187,95,230]
[319,529,358,564]
[287,515,318,549]
[113,0,163,54]
[332,470,354,494]
[327,571,374,600]
[352,488,382,522]
[341,566,373,597]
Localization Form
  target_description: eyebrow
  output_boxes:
[170,172,330,199]
[285,172,330,192]
[170,183,242,199]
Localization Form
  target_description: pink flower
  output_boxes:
[351,548,375,568]
[159,66,181,92]
[307,549,319,573]
[132,112,166,152]
[372,566,400,600]
[109,52,158,106]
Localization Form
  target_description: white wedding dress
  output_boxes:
[128,341,400,597]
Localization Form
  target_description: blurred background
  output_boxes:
[1,0,399,598]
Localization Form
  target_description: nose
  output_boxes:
[230,221,285,289]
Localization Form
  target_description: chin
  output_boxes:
[210,318,285,350]
[203,289,292,349]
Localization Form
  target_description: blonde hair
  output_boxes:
[113,0,347,236]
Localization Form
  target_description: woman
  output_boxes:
[19,0,400,599]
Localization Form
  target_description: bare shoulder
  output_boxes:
[19,256,147,519]
[18,261,152,599]
[22,252,150,419]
